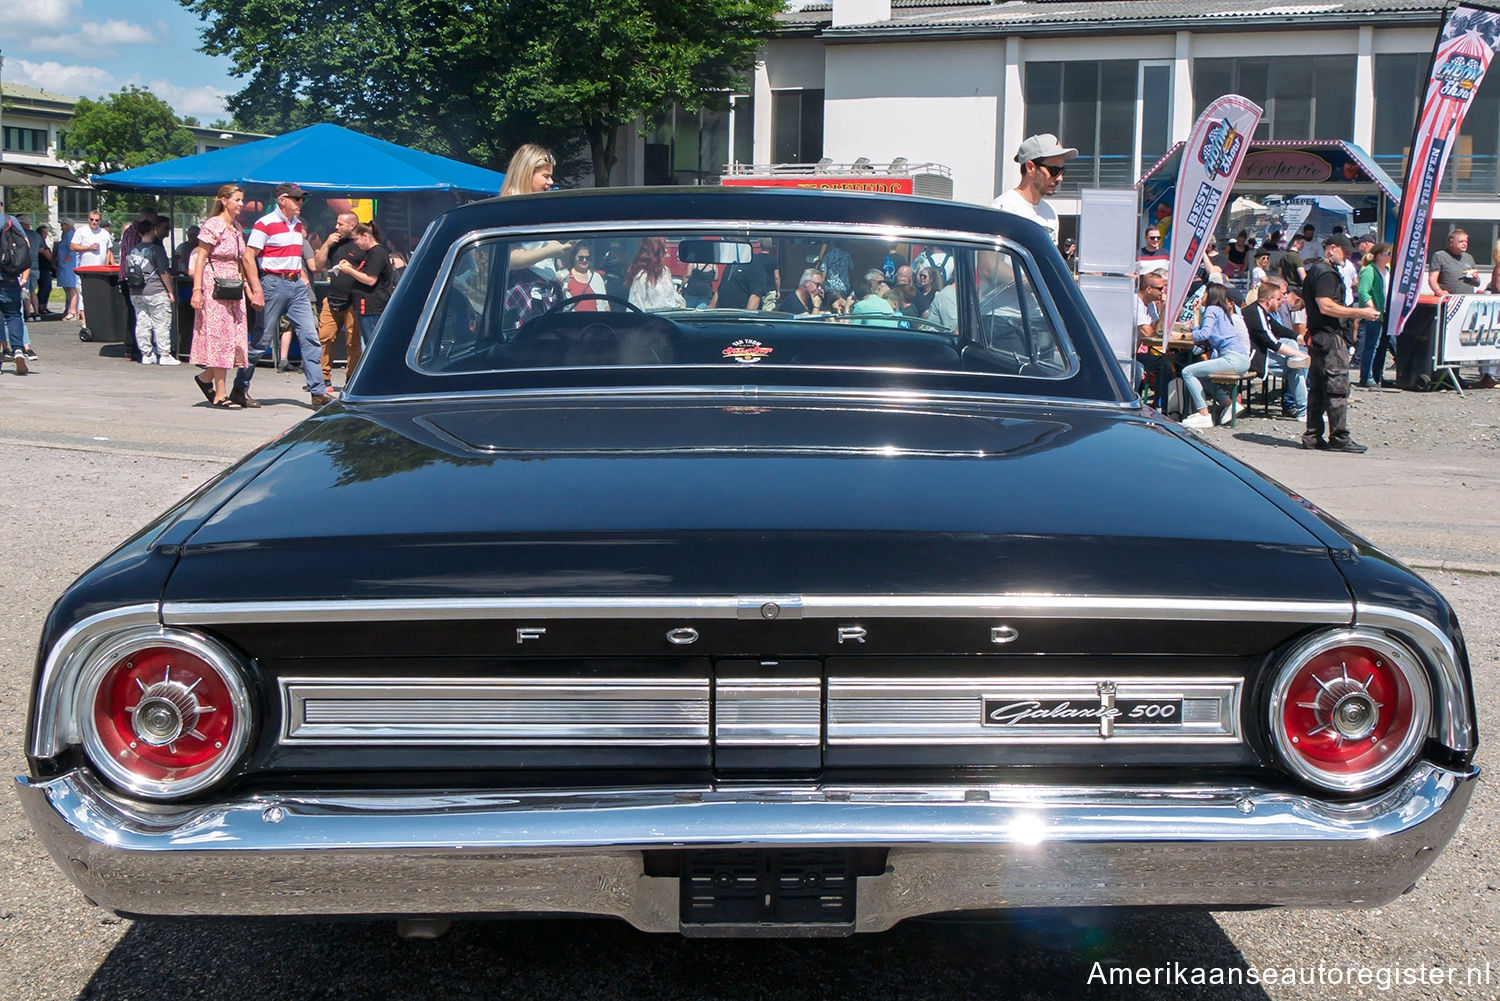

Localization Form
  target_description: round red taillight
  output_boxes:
[1269,631,1430,793]
[79,633,251,799]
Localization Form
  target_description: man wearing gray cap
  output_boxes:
[993,133,1077,245]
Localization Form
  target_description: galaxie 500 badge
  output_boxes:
[723,338,773,364]
[982,683,1182,739]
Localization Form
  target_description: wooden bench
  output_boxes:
[1209,371,1278,427]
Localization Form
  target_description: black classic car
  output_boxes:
[19,188,1477,936]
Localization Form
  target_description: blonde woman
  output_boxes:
[189,184,257,408]
[501,144,571,279]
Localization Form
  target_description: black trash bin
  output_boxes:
[1396,302,1437,391]
[75,266,133,350]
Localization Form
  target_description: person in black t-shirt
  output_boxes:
[313,211,366,387]
[337,223,394,376]
[712,251,776,310]
[1300,235,1380,453]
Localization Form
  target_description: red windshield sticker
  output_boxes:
[722,339,773,364]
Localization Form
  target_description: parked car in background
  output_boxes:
[19,188,1478,936]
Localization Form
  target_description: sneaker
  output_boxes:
[23,347,38,360]
[1324,438,1368,453]
[1286,354,1311,369]
[158,354,182,366]
[13,352,28,375]
[140,355,157,365]
[1181,412,1214,430]
[1299,436,1325,450]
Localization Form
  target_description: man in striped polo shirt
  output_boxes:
[233,182,334,408]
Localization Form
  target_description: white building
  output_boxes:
[0,82,265,232]
[616,0,1497,254]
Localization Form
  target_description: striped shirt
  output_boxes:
[248,207,305,275]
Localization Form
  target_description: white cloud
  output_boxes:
[2,0,80,31]
[32,18,158,54]
[143,79,232,121]
[11,59,115,99]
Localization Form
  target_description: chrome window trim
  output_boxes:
[403,219,1082,385]
[164,595,1355,624]
[343,382,1142,413]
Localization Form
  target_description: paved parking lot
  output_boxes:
[2,316,1498,1000]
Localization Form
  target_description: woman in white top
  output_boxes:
[624,237,685,311]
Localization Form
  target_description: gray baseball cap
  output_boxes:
[1014,133,1079,164]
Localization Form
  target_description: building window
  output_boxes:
[59,188,97,218]
[1373,52,1498,196]
[731,93,754,166]
[644,102,735,185]
[3,126,50,154]
[1024,60,1140,189]
[1192,55,1355,141]
[771,89,823,164]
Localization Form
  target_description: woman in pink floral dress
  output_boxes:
[190,184,259,407]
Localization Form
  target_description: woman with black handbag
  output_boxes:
[189,184,258,408]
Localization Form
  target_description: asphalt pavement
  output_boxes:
[2,315,1498,1000]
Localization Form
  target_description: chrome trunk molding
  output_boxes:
[164,595,1355,624]
[827,676,1241,745]
[281,676,710,745]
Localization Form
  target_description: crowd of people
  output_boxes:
[992,130,1500,455]
[0,186,403,410]
[4,136,1497,435]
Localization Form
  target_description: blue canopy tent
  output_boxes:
[90,123,505,195]
[86,124,505,365]
[90,123,506,252]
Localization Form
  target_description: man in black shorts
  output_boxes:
[1301,234,1380,453]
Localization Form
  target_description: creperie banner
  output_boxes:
[720,176,918,194]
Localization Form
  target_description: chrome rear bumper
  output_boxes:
[16,762,1476,934]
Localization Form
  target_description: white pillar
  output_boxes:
[1173,31,1194,143]
[999,35,1025,199]
[753,59,772,165]
[1353,26,1375,152]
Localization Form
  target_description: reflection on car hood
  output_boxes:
[165,398,1349,603]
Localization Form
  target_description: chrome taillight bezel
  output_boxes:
[76,626,253,800]
[1268,628,1432,793]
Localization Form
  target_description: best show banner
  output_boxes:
[1387,3,1500,344]
[1162,95,1263,341]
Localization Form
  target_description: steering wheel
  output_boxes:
[541,292,642,316]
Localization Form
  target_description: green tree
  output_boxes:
[66,86,198,177]
[507,0,780,185]
[178,0,781,185]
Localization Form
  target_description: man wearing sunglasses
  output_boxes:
[71,210,114,342]
[238,182,335,408]
[993,133,1077,246]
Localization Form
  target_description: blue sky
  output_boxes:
[2,0,239,121]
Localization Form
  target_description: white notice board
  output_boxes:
[1078,188,1139,275]
[1078,273,1139,367]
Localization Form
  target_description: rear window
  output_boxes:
[413,228,1076,380]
